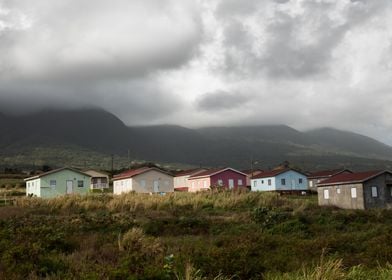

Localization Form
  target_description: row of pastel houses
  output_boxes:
[24,166,392,209]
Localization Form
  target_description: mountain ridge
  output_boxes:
[1,108,392,170]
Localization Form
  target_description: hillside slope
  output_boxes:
[1,109,392,170]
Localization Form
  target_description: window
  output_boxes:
[261,180,264,184]
[238,179,243,186]
[281,179,286,185]
[218,179,223,186]
[77,180,84,188]
[140,180,146,187]
[371,186,378,198]
[253,181,257,188]
[268,179,271,186]
[351,187,357,198]
[336,188,341,194]
[299,178,303,184]
[324,189,329,199]
[50,180,56,188]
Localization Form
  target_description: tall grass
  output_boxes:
[14,191,316,213]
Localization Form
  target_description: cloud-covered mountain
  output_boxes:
[1,108,392,171]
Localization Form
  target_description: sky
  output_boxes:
[1,0,392,143]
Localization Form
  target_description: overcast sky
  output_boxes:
[1,0,392,143]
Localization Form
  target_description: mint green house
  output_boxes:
[25,167,91,198]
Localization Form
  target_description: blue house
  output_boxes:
[251,168,308,192]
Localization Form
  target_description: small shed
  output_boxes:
[307,169,352,192]
[25,167,91,198]
[251,168,308,193]
[84,170,110,190]
[187,168,247,192]
[113,167,174,194]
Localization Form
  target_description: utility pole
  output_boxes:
[111,154,114,174]
[128,149,131,169]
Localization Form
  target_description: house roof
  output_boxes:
[83,170,109,178]
[317,170,389,186]
[252,168,307,179]
[189,167,247,179]
[174,168,207,177]
[241,169,263,175]
[113,167,173,180]
[25,167,91,181]
[308,169,352,179]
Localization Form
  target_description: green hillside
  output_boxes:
[2,109,392,171]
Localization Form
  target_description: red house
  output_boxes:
[187,167,247,192]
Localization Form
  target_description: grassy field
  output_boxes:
[1,191,392,279]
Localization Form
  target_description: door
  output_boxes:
[291,179,296,190]
[66,180,73,194]
[228,179,234,189]
[153,180,159,192]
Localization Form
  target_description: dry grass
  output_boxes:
[13,191,317,214]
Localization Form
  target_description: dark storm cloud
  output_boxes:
[0,0,201,123]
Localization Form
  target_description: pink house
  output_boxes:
[187,167,247,192]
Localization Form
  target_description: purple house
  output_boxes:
[187,167,247,192]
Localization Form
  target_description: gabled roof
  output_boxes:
[252,168,307,179]
[241,169,263,175]
[113,167,173,180]
[189,167,247,179]
[174,168,208,177]
[83,170,109,178]
[25,167,91,181]
[308,169,352,179]
[317,170,390,186]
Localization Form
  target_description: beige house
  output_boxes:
[173,168,207,191]
[113,167,174,194]
[84,170,110,190]
[318,170,392,209]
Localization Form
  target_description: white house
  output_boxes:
[251,168,308,192]
[113,167,174,194]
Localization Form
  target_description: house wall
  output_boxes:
[251,177,276,191]
[113,178,132,195]
[132,170,174,193]
[363,174,392,209]
[174,175,190,189]
[317,183,365,209]
[26,178,41,197]
[188,177,211,192]
[26,170,90,198]
[308,178,325,192]
[210,170,246,189]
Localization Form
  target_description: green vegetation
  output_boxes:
[1,191,392,279]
